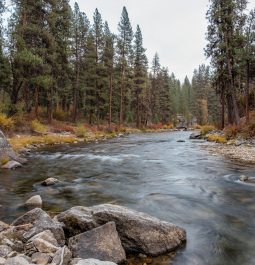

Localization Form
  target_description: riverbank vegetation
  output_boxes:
[0,0,254,145]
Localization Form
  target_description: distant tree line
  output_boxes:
[0,0,235,128]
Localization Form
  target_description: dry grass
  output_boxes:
[0,113,15,131]
[10,135,77,152]
[201,125,215,135]
[31,120,47,134]
[207,134,227,144]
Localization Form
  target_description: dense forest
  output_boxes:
[0,0,254,129]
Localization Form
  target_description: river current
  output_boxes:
[1,131,255,265]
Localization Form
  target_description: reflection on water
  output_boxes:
[1,131,255,265]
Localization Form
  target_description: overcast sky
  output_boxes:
[70,0,255,82]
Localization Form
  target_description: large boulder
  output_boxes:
[68,222,126,264]
[12,208,65,246]
[91,204,186,256]
[56,206,97,237]
[0,130,27,164]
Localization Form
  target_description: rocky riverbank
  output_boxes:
[0,204,186,265]
[190,130,255,164]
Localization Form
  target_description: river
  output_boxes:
[1,131,255,265]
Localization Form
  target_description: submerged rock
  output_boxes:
[177,140,185,143]
[91,204,186,256]
[240,175,249,182]
[68,222,126,264]
[25,196,42,207]
[12,208,65,246]
[41,178,61,186]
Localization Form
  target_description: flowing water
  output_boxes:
[1,131,255,265]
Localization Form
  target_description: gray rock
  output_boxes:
[0,257,6,265]
[189,132,202,139]
[31,252,51,265]
[68,222,126,264]
[0,221,9,232]
[52,246,72,265]
[91,204,186,256]
[2,161,22,169]
[12,208,65,246]
[56,206,97,237]
[177,140,185,143]
[0,130,27,164]
[73,259,117,265]
[240,175,249,182]
[41,178,60,186]
[29,230,58,247]
[6,256,32,265]
[0,245,12,258]
[32,238,59,253]
[25,196,42,207]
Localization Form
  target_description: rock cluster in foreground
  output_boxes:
[0,204,186,264]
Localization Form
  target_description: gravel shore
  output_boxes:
[202,143,255,164]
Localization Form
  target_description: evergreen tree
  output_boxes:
[72,2,90,121]
[102,21,115,126]
[206,0,248,125]
[133,25,148,127]
[92,8,104,124]
[117,6,133,125]
[150,53,161,123]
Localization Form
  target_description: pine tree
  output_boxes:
[117,6,133,125]
[92,8,104,124]
[8,0,53,115]
[72,2,90,121]
[102,21,115,126]
[84,30,97,124]
[206,0,248,125]
[133,25,148,127]
[150,53,161,123]
[0,0,11,103]
[243,9,255,122]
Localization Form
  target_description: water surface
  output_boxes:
[1,131,255,265]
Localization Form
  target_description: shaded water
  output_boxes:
[1,131,255,265]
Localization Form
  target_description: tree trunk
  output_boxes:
[245,61,250,124]
[47,88,53,124]
[221,89,225,129]
[119,66,125,126]
[35,86,39,119]
[108,72,113,127]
